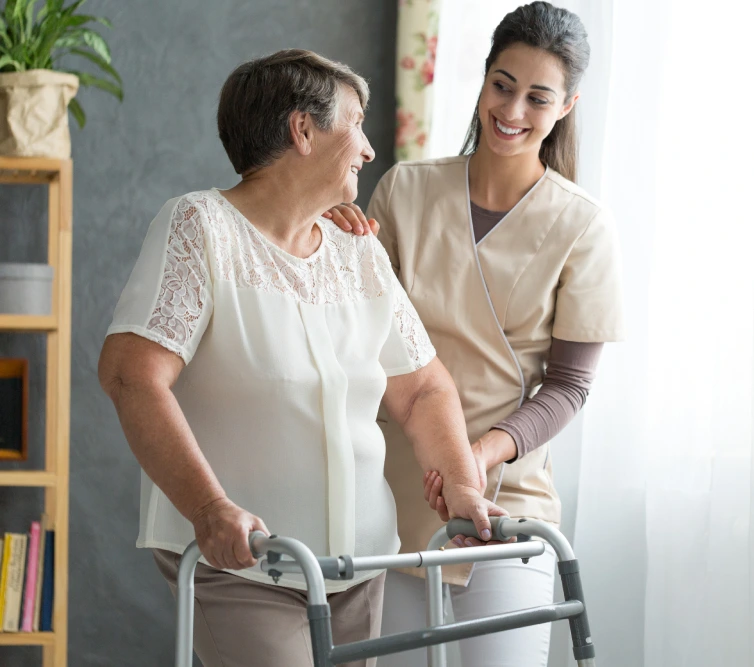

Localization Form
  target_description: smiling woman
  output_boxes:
[461,4,589,184]
[98,48,501,667]
[324,3,623,667]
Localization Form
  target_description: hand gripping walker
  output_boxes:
[175,516,596,666]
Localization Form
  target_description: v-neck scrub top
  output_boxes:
[367,156,625,584]
[106,189,436,592]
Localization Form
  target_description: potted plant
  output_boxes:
[0,0,122,157]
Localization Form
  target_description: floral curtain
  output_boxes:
[394,0,440,161]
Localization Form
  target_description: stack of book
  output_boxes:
[0,516,54,633]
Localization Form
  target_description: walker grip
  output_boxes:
[446,516,508,541]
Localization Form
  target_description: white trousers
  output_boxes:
[377,544,557,667]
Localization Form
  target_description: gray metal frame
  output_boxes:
[175,517,596,667]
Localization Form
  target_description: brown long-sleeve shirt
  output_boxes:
[472,201,603,461]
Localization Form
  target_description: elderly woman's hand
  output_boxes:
[424,437,488,520]
[425,474,515,548]
[322,203,380,236]
[424,437,517,548]
[439,483,510,545]
[190,497,270,570]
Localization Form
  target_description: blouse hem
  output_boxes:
[106,324,194,364]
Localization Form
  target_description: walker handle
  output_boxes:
[446,516,511,541]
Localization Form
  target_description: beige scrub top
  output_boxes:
[367,155,625,584]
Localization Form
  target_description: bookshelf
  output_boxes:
[0,156,72,666]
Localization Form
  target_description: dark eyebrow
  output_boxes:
[493,69,556,95]
[531,84,557,94]
[495,69,517,83]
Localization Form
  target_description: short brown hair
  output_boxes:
[217,49,370,175]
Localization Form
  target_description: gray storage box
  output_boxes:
[0,263,54,315]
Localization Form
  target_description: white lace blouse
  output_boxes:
[107,189,436,591]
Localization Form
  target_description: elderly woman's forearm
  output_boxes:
[401,386,480,491]
[111,381,227,522]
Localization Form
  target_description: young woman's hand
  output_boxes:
[322,203,380,236]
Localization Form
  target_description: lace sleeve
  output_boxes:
[389,272,436,372]
[144,197,212,361]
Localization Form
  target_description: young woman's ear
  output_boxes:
[558,91,581,120]
[289,111,314,156]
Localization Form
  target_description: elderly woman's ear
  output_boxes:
[289,110,315,156]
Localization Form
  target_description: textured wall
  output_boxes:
[0,1,397,664]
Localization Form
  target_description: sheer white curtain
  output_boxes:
[430,1,754,665]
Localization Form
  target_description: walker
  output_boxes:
[175,516,596,666]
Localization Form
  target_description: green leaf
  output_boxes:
[34,22,67,65]
[65,15,112,29]
[65,69,123,101]
[68,96,85,128]
[77,27,110,62]
[61,0,87,18]
[45,0,65,15]
[55,28,110,63]
[0,53,24,71]
[24,0,36,41]
[5,0,25,24]
[68,46,121,83]
[0,18,12,50]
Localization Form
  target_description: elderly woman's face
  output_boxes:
[313,87,375,204]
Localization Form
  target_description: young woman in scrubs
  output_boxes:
[324,2,625,665]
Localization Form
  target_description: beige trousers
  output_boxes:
[153,549,386,667]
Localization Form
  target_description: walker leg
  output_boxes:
[175,543,202,667]
[426,565,447,667]
[425,527,452,667]
[309,602,335,667]
[559,559,596,664]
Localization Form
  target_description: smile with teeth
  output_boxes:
[350,167,359,174]
[495,119,528,136]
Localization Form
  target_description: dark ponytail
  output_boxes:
[460,1,590,182]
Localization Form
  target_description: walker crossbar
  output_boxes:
[260,541,546,579]
[329,600,584,663]
[175,517,597,667]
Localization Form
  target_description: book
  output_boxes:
[32,515,47,632]
[20,521,41,632]
[0,535,12,631]
[2,533,28,632]
[39,529,54,632]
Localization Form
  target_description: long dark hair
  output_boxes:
[460,2,590,182]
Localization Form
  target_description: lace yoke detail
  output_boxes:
[146,190,434,369]
[205,190,394,305]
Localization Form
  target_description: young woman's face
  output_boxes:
[477,42,578,160]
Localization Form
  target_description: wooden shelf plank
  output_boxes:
[0,157,69,185]
[0,314,57,332]
[0,471,57,487]
[0,631,56,646]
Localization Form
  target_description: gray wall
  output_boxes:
[0,1,397,664]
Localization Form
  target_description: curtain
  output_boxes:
[428,1,754,666]
[575,0,754,664]
[394,0,440,161]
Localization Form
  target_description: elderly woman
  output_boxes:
[98,49,501,667]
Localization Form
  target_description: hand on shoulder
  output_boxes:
[322,203,380,236]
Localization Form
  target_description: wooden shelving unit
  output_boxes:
[0,156,72,666]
